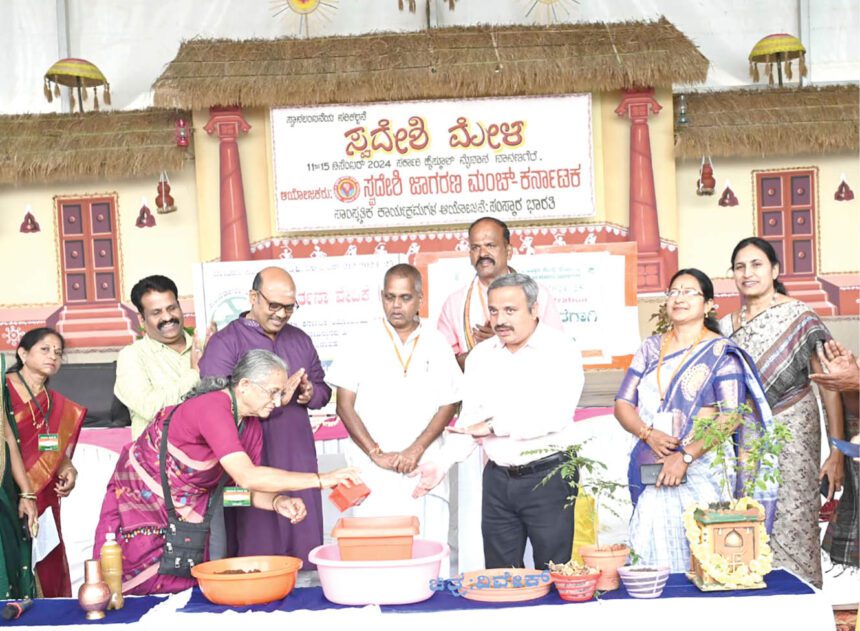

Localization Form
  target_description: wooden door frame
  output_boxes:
[55,193,122,306]
[753,167,819,280]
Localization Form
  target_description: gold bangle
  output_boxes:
[272,494,281,511]
[315,473,322,489]
[368,444,382,457]
[19,492,36,500]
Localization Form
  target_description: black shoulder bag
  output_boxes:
[157,390,242,577]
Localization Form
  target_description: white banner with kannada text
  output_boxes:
[272,95,595,232]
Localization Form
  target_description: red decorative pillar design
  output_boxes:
[615,89,664,292]
[204,107,252,261]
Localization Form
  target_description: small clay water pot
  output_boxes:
[78,559,111,620]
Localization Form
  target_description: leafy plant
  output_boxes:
[691,402,792,509]
[527,442,627,547]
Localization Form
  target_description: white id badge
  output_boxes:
[652,412,674,437]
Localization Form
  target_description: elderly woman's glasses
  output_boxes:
[665,288,704,299]
[249,381,285,403]
[255,289,299,315]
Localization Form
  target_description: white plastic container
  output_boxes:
[309,539,449,605]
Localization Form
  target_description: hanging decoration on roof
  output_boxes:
[834,174,855,201]
[523,0,578,24]
[155,172,177,214]
[44,58,110,113]
[19,205,40,234]
[697,156,716,196]
[272,0,339,36]
[748,34,807,87]
[718,182,739,207]
[135,199,156,228]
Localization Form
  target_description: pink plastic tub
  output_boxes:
[308,539,449,605]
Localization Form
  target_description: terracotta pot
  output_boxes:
[550,571,601,602]
[578,544,629,591]
[78,559,111,620]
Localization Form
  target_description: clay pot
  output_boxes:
[550,570,601,602]
[578,544,629,591]
[78,559,111,620]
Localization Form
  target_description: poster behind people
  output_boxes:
[192,254,403,417]
[419,243,639,368]
[272,94,595,232]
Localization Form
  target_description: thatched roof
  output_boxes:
[153,18,708,109]
[674,84,860,158]
[0,109,192,185]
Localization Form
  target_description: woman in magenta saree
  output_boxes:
[93,350,361,595]
[4,328,85,597]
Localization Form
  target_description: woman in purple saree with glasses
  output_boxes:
[614,269,778,572]
[93,350,361,595]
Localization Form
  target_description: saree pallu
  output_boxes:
[620,336,778,571]
[93,403,255,595]
[721,301,831,587]
[4,377,85,597]
[0,361,36,598]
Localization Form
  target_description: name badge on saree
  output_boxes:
[223,487,251,507]
[38,433,60,452]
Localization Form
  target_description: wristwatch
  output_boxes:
[679,447,693,465]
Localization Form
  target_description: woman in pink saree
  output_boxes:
[93,349,361,595]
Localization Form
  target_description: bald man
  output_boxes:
[199,266,330,567]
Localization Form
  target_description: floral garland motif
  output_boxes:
[683,498,773,588]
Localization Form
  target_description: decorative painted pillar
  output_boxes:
[615,89,664,292]
[204,107,252,261]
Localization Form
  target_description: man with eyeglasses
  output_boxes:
[199,266,330,568]
[327,264,462,559]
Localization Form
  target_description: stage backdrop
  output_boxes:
[415,242,639,369]
[272,94,595,233]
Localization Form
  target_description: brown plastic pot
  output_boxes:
[331,516,419,561]
[578,544,629,591]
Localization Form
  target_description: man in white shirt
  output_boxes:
[414,273,584,569]
[327,264,462,547]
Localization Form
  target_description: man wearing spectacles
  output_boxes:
[199,266,330,569]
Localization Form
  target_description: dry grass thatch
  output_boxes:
[153,18,708,109]
[0,109,192,185]
[674,84,859,158]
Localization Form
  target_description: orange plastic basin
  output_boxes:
[331,516,419,561]
[190,555,302,606]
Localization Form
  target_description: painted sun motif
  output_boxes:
[271,0,339,36]
[522,0,579,24]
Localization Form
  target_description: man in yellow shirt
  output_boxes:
[114,275,208,439]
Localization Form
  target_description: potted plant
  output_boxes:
[534,442,629,591]
[684,403,791,591]
[616,548,670,598]
[547,558,601,602]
